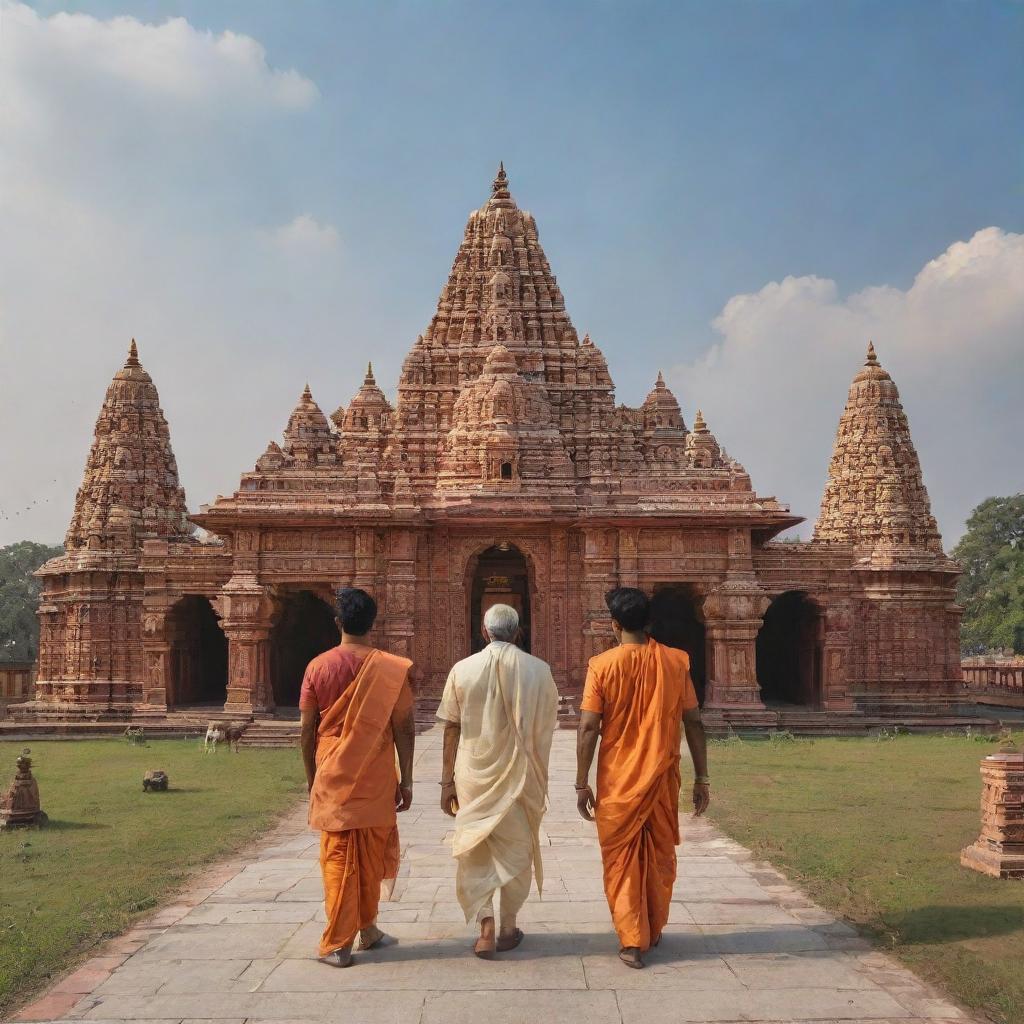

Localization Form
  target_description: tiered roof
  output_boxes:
[64,341,190,552]
[815,343,944,557]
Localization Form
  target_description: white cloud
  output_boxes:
[265,214,341,252]
[670,227,1024,546]
[0,2,317,114]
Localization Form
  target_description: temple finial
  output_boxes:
[364,361,376,386]
[302,382,312,400]
[866,340,878,365]
[694,408,707,431]
[656,369,665,386]
[492,162,510,197]
[126,338,139,366]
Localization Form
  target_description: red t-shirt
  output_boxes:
[298,644,371,714]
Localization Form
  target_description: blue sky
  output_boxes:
[1,0,1022,546]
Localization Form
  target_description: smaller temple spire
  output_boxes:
[126,338,139,367]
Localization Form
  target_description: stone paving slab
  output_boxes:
[14,728,977,1024]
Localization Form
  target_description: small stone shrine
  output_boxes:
[0,748,46,828]
[961,736,1024,879]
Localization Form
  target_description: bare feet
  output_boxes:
[619,946,644,969]
[358,924,397,951]
[319,946,354,968]
[474,916,497,959]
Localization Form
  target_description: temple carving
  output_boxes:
[28,167,961,728]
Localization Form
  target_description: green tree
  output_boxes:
[953,495,1024,654]
[0,541,63,662]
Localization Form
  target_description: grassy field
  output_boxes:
[0,739,305,1016]
[706,731,1024,1024]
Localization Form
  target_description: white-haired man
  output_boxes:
[437,603,559,958]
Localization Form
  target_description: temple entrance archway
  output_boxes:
[649,584,707,704]
[467,544,532,655]
[269,590,340,707]
[756,591,823,706]
[166,596,227,707]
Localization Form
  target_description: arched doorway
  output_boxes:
[756,591,822,706]
[166,596,227,707]
[269,590,340,707]
[649,584,707,704]
[468,544,531,655]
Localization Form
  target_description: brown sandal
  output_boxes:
[619,946,644,969]
[496,928,524,952]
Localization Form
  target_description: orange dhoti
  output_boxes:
[581,638,698,953]
[597,765,680,950]
[318,825,400,956]
[306,647,413,957]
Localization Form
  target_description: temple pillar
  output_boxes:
[383,529,417,666]
[219,571,275,716]
[816,596,856,711]
[703,531,769,711]
[581,527,617,663]
[140,600,174,710]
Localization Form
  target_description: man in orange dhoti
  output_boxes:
[576,587,710,969]
[300,588,416,968]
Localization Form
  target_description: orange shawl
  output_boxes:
[308,648,412,833]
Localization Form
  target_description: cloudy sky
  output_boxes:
[0,0,1021,548]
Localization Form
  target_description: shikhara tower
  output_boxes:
[29,168,961,728]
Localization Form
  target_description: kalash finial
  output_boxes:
[492,161,510,197]
[866,340,878,365]
[656,370,665,387]
[126,338,140,367]
[693,408,707,431]
[364,362,376,386]
[301,382,313,401]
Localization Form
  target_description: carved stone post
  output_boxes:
[817,597,855,711]
[219,572,275,716]
[961,746,1024,879]
[702,578,769,711]
[383,529,417,667]
[581,527,617,663]
[140,602,173,710]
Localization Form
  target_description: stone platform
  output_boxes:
[16,728,975,1024]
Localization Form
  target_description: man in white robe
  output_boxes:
[437,603,559,959]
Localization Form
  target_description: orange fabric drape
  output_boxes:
[580,639,697,951]
[318,826,400,956]
[308,648,412,833]
[308,647,412,955]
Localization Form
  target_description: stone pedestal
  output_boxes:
[960,751,1024,879]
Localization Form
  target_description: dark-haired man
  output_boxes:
[575,587,709,969]
[300,587,416,968]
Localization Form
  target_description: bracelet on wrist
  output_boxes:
[439,780,455,787]
[574,783,591,791]
[694,776,710,785]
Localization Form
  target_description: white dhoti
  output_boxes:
[437,641,559,925]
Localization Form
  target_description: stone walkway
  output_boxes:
[19,728,971,1024]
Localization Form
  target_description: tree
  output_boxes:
[0,541,63,663]
[953,495,1024,655]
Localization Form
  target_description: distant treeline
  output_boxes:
[0,541,63,663]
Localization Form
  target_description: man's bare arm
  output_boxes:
[391,688,416,811]
[683,706,710,816]
[575,710,601,821]
[300,706,319,792]
[440,719,460,816]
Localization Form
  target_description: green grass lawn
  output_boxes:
[0,739,305,1016]
[705,731,1024,1024]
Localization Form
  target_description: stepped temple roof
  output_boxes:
[815,342,944,559]
[64,340,190,555]
[199,166,796,530]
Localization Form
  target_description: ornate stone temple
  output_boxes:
[29,166,962,727]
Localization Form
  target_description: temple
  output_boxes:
[27,166,962,729]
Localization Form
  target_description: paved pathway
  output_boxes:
[20,728,971,1024]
